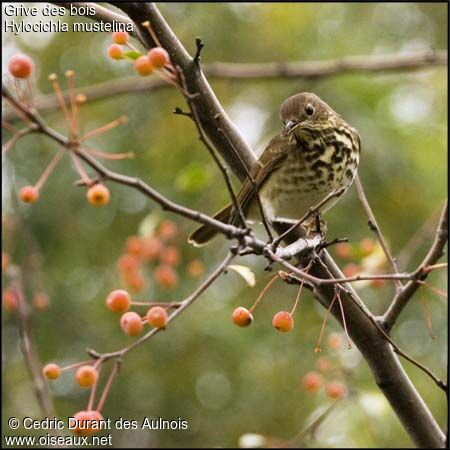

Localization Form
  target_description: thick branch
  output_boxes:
[382,201,448,332]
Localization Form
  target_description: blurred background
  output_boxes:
[2,2,447,448]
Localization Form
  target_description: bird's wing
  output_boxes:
[230,134,291,224]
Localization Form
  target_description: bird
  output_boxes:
[189,92,361,246]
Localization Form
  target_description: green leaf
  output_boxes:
[124,50,142,60]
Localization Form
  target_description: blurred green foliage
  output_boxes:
[2,3,447,448]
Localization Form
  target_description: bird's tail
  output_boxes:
[188,203,234,246]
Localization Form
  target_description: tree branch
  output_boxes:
[382,201,448,333]
[6,49,446,121]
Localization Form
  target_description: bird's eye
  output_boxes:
[305,104,315,116]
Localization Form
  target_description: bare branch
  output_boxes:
[382,201,448,332]
[8,49,447,122]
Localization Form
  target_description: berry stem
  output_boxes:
[87,363,102,411]
[290,277,305,315]
[65,70,78,138]
[248,273,279,314]
[419,289,435,339]
[83,148,134,160]
[48,74,72,134]
[335,291,351,349]
[96,360,120,413]
[79,116,128,143]
[315,290,339,353]
[60,359,94,372]
[70,152,92,186]
[34,148,65,191]
[418,281,447,299]
[25,78,33,108]
[141,21,162,48]
[125,42,140,53]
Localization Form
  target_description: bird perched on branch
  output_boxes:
[189,92,361,246]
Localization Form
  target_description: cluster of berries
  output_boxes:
[116,220,205,293]
[107,31,173,78]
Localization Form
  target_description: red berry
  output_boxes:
[117,254,140,273]
[43,363,61,380]
[8,54,34,78]
[158,220,178,240]
[106,289,131,313]
[142,236,162,261]
[232,307,253,327]
[120,311,143,336]
[87,184,110,206]
[327,332,343,350]
[19,186,39,203]
[125,236,144,257]
[134,56,153,76]
[360,238,376,256]
[112,31,129,45]
[326,381,347,399]
[302,371,323,393]
[335,242,352,259]
[154,265,178,290]
[72,410,103,436]
[187,259,205,279]
[2,289,18,311]
[159,245,180,267]
[147,47,170,68]
[75,365,98,388]
[107,44,123,60]
[342,263,359,278]
[272,311,294,332]
[146,306,168,329]
[33,292,50,311]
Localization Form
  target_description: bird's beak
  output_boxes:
[285,120,298,133]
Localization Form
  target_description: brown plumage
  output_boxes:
[189,92,361,246]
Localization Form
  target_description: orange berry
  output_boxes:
[327,332,343,350]
[19,185,39,203]
[159,245,180,267]
[125,236,144,257]
[146,306,168,328]
[370,278,386,289]
[2,252,9,272]
[122,271,145,293]
[342,263,360,278]
[232,307,253,327]
[107,43,123,60]
[154,264,178,290]
[87,184,110,207]
[158,220,178,240]
[72,410,103,436]
[326,381,347,399]
[147,47,170,68]
[43,363,61,380]
[360,238,376,256]
[75,365,98,388]
[302,371,323,393]
[335,242,352,259]
[117,254,140,273]
[134,56,153,76]
[187,259,205,279]
[106,289,131,313]
[112,31,129,45]
[2,289,18,311]
[8,54,34,78]
[33,292,50,311]
[120,311,143,336]
[272,311,294,332]
[142,236,162,261]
